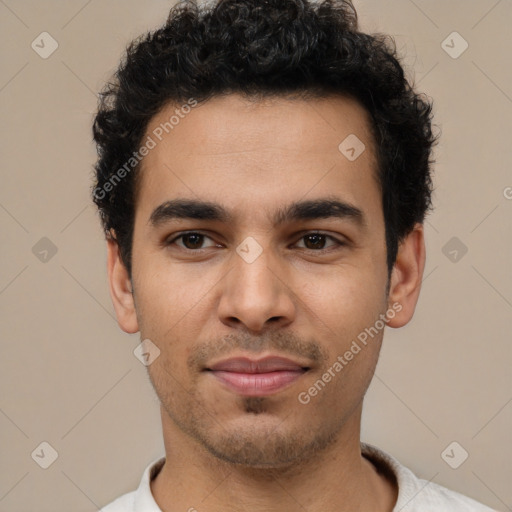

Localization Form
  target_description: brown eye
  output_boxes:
[166,232,217,251]
[295,232,344,252]
[304,233,327,250]
[180,233,205,249]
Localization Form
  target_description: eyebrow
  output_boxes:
[148,196,367,229]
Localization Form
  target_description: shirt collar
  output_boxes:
[133,455,165,511]
[132,443,414,511]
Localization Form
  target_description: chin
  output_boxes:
[192,413,338,470]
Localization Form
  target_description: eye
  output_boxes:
[165,231,346,253]
[166,232,218,251]
[294,232,345,252]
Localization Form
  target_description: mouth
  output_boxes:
[204,356,310,397]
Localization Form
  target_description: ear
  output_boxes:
[386,223,426,328]
[106,234,139,333]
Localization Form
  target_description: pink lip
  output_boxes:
[206,356,309,397]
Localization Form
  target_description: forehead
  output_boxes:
[135,93,381,230]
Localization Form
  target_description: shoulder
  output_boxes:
[361,442,496,512]
[99,490,136,511]
[403,477,497,511]
[98,455,165,512]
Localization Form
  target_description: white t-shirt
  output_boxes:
[100,442,497,511]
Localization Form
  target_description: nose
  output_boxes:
[217,242,296,333]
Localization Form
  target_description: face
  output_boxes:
[108,93,424,469]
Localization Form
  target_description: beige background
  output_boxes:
[0,1,511,510]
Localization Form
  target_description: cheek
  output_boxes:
[134,255,213,327]
[132,262,216,376]
[299,263,385,335]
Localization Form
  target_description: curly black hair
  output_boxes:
[92,0,438,280]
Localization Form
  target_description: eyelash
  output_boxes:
[165,231,346,254]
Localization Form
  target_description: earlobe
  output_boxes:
[386,223,426,329]
[106,235,139,334]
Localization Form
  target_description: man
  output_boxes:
[93,0,496,510]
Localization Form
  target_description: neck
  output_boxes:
[151,403,397,512]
